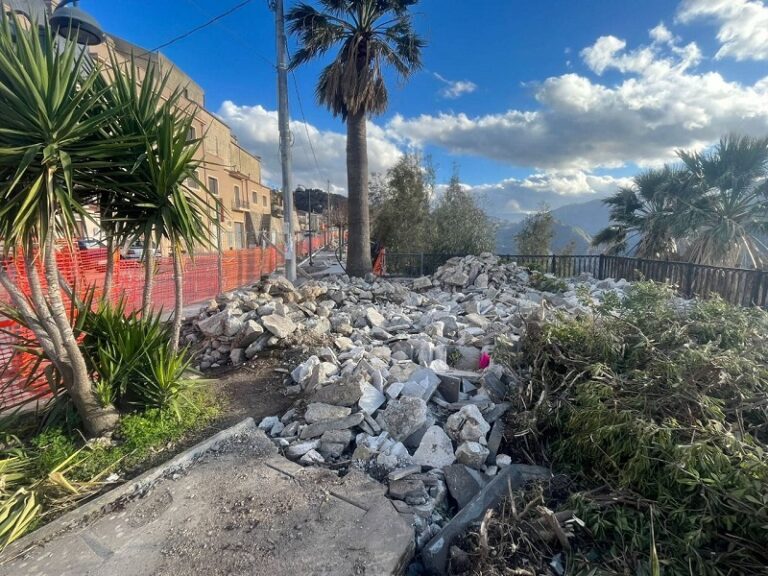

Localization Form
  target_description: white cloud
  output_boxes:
[217,101,403,194]
[677,0,768,60]
[650,22,676,44]
[386,27,768,173]
[460,171,633,221]
[434,73,478,99]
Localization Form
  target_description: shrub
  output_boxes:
[498,281,768,575]
[77,296,201,415]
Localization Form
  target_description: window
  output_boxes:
[234,222,245,250]
[252,191,258,205]
[234,185,241,208]
[208,176,219,196]
[262,195,267,208]
[187,170,199,190]
[187,125,197,141]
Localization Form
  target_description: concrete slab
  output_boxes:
[1,422,413,576]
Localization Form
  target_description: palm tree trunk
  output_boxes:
[345,110,372,277]
[102,233,115,306]
[41,223,117,437]
[142,234,155,317]
[170,244,183,354]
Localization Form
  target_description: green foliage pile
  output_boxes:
[529,271,568,293]
[504,282,768,575]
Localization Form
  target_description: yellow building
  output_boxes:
[9,0,280,252]
[93,37,275,252]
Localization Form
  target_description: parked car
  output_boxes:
[76,238,106,250]
[122,241,162,260]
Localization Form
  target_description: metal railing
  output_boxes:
[383,252,768,307]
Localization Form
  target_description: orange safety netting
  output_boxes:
[0,231,339,407]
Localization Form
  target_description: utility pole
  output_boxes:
[327,179,331,247]
[308,187,313,267]
[272,0,295,281]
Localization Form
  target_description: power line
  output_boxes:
[286,45,323,183]
[182,0,275,69]
[147,0,256,54]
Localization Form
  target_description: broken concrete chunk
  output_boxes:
[375,441,414,473]
[258,416,280,431]
[412,276,433,290]
[365,307,386,328]
[286,439,320,459]
[299,412,365,439]
[299,449,325,465]
[378,397,429,442]
[486,420,504,463]
[310,379,364,407]
[464,313,489,329]
[445,404,491,444]
[291,355,321,385]
[482,372,508,403]
[304,402,352,424]
[455,441,490,469]
[359,382,386,415]
[389,478,429,505]
[444,464,487,509]
[412,426,456,470]
[496,454,512,467]
[318,429,353,458]
[238,319,264,347]
[261,314,297,338]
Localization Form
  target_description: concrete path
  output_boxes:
[1,423,413,576]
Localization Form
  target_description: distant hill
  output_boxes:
[495,219,593,255]
[550,198,611,236]
[293,188,347,215]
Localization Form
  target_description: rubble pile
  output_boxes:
[185,253,631,547]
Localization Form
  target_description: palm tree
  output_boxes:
[593,166,686,259]
[677,135,768,268]
[0,16,124,435]
[287,0,425,277]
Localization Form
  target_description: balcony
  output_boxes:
[231,197,250,212]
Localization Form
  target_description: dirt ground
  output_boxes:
[209,354,296,428]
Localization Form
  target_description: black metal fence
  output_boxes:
[383,252,768,307]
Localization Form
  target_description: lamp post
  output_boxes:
[49,0,104,45]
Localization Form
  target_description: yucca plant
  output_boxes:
[134,347,200,419]
[138,103,217,352]
[0,14,134,436]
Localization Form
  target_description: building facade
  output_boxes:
[10,0,279,253]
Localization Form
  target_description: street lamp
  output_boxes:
[50,0,104,46]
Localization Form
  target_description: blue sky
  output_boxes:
[85,0,768,220]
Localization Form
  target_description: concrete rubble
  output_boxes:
[184,253,630,550]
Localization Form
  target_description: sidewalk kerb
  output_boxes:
[1,417,257,564]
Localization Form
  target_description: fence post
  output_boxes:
[685,262,695,298]
[598,254,605,279]
[420,253,425,277]
[751,270,764,306]
[551,255,557,275]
